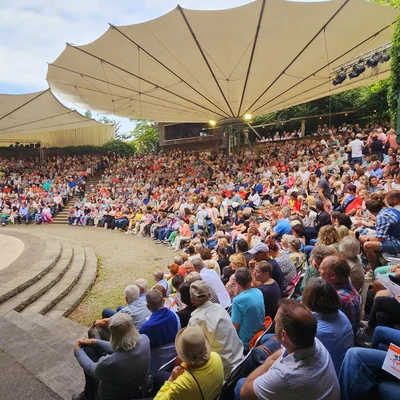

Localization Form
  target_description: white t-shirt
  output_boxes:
[200,268,231,308]
[349,139,363,158]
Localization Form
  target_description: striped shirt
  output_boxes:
[335,281,361,334]
[375,208,400,246]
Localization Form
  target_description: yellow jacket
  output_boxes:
[154,352,224,400]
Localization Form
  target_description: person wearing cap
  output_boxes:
[231,267,265,352]
[73,313,150,400]
[188,280,244,379]
[248,242,284,294]
[153,326,224,400]
[348,134,364,167]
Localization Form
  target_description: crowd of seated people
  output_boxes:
[1,122,400,399]
[65,122,400,399]
[0,155,99,226]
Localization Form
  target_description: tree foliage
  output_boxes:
[56,140,135,157]
[388,17,400,124]
[254,81,390,132]
[130,120,159,153]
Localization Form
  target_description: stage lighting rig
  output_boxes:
[332,70,347,86]
[379,53,390,63]
[330,42,391,86]
[349,63,366,79]
[366,54,379,68]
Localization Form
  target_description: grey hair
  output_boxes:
[146,289,164,312]
[194,243,203,253]
[310,245,338,266]
[153,270,164,281]
[192,258,205,272]
[281,207,291,218]
[124,285,140,303]
[135,278,148,293]
[185,271,202,283]
[339,236,360,260]
[174,256,184,266]
[109,313,140,352]
[286,235,302,251]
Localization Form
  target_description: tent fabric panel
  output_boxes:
[0,90,101,135]
[0,125,114,147]
[46,0,400,123]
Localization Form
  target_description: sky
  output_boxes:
[0,0,322,134]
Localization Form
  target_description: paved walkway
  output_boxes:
[0,351,62,400]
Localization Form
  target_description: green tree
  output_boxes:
[130,120,159,153]
[102,140,135,157]
[388,17,400,124]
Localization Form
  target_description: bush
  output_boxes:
[44,140,135,157]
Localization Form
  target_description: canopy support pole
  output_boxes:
[246,122,263,141]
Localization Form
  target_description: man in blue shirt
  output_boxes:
[139,289,180,349]
[369,161,383,179]
[231,267,265,352]
[19,203,30,224]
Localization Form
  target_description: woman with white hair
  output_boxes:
[338,235,365,291]
[72,313,150,400]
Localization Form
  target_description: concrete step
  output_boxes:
[21,243,86,317]
[0,235,62,304]
[0,311,85,400]
[0,241,73,315]
[47,246,98,317]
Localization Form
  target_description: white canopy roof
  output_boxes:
[0,89,102,135]
[47,0,399,123]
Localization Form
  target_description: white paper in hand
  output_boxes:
[382,343,400,380]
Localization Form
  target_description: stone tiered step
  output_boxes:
[0,231,98,320]
[0,240,73,315]
[47,246,97,318]
[0,234,62,304]
[21,242,85,316]
[0,310,87,400]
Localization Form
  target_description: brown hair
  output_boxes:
[302,279,341,314]
[256,261,273,276]
[317,225,340,246]
[200,248,212,261]
[277,299,317,349]
[153,285,167,298]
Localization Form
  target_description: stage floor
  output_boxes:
[0,234,25,271]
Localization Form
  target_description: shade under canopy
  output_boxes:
[0,89,102,135]
[47,0,399,123]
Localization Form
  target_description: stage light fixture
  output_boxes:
[379,53,390,63]
[366,54,379,67]
[209,120,216,126]
[35,142,41,148]
[349,63,366,79]
[332,71,347,86]
[244,114,252,121]
[9,144,14,148]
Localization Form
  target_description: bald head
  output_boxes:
[319,255,350,284]
[386,190,400,207]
